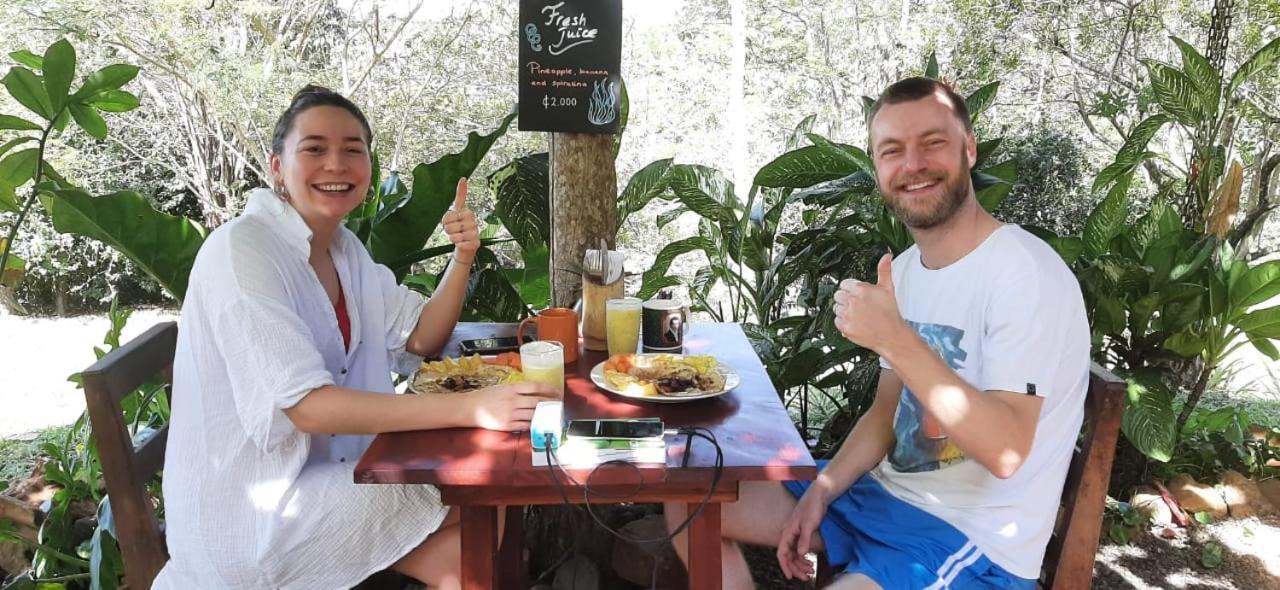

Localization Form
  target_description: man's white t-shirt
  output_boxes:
[872,224,1090,579]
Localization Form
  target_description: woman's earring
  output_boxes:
[273,181,290,202]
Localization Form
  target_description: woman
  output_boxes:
[153,86,558,589]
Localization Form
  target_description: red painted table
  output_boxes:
[354,323,816,590]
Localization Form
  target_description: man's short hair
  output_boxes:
[866,77,973,136]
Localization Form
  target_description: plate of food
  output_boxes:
[410,353,524,394]
[591,353,738,403]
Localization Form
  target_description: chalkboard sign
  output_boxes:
[518,0,622,134]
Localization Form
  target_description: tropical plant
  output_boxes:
[1035,32,1280,465]
[0,39,166,310]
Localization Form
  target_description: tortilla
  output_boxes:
[604,354,726,397]
[411,355,522,394]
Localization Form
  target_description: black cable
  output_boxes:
[540,427,725,545]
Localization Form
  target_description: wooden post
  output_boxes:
[548,133,618,308]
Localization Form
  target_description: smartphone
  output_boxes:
[566,418,665,440]
[459,337,521,355]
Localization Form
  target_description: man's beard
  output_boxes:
[881,153,972,230]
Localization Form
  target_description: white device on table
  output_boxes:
[531,401,564,450]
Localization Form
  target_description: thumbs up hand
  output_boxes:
[833,253,907,354]
[442,177,480,266]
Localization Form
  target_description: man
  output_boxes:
[665,77,1090,589]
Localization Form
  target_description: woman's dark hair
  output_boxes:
[270,85,373,155]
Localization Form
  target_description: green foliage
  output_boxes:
[0,38,143,308]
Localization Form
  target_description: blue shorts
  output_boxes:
[783,464,1036,590]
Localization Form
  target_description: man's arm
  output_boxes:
[880,334,1043,479]
[809,368,901,497]
[834,253,1042,480]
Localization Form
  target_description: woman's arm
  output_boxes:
[283,381,560,434]
[405,177,480,358]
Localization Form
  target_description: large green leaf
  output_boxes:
[1170,36,1220,118]
[1120,369,1176,462]
[368,110,516,274]
[924,52,939,78]
[0,114,40,131]
[974,159,1016,211]
[1225,36,1280,101]
[754,145,863,189]
[0,148,39,187]
[0,183,19,212]
[1231,260,1280,309]
[464,267,530,322]
[8,49,43,69]
[71,64,140,101]
[1142,59,1203,127]
[1164,331,1206,357]
[964,81,999,121]
[1236,306,1280,339]
[638,236,713,299]
[490,152,549,252]
[1247,333,1280,361]
[0,238,23,287]
[617,158,673,229]
[974,138,1003,168]
[665,164,738,227]
[805,133,874,175]
[3,67,54,119]
[85,90,140,112]
[40,188,206,300]
[41,39,75,113]
[1170,236,1215,282]
[89,499,122,590]
[69,102,108,139]
[784,114,817,152]
[1082,175,1132,256]
[1092,115,1170,193]
[499,244,550,309]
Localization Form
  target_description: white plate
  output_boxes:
[589,354,739,403]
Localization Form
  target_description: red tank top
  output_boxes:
[335,283,351,351]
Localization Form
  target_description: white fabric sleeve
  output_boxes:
[376,264,427,375]
[214,294,335,452]
[978,266,1054,397]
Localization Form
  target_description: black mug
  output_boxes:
[642,299,689,352]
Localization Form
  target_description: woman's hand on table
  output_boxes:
[442,177,480,266]
[465,382,561,431]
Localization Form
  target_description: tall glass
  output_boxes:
[520,340,565,397]
[606,297,643,356]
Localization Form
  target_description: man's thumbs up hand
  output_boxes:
[833,252,907,355]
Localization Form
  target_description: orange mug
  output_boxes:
[518,307,579,364]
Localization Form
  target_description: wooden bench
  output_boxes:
[1038,363,1126,589]
[83,321,524,589]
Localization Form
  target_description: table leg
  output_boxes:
[460,505,498,590]
[686,502,722,590]
[498,505,526,589]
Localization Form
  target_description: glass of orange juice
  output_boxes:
[520,340,564,397]
[606,297,642,356]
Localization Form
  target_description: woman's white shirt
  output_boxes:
[153,188,446,589]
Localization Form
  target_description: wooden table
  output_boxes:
[354,323,817,590]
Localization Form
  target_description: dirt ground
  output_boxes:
[1094,516,1280,589]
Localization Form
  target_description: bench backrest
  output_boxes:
[1040,363,1127,589]
[81,321,177,590]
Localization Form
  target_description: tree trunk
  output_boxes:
[1174,364,1214,443]
[549,133,618,308]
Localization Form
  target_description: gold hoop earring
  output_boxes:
[273,181,290,202]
